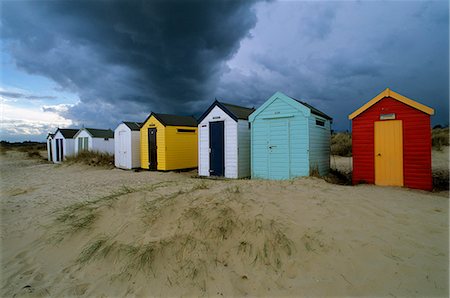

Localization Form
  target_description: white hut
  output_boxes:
[53,128,79,163]
[114,121,142,169]
[46,133,55,162]
[197,101,255,178]
[73,128,114,155]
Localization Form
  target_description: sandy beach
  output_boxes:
[1,150,448,297]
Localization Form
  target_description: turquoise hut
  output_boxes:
[249,91,332,180]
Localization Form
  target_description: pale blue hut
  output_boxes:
[249,91,332,180]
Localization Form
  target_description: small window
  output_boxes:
[177,129,195,133]
[315,119,325,127]
[248,122,251,129]
[104,138,109,141]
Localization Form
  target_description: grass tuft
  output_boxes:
[331,132,352,157]
[65,150,114,167]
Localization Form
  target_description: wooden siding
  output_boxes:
[74,130,93,155]
[251,96,310,179]
[308,115,331,176]
[115,124,141,169]
[237,120,251,178]
[130,130,141,169]
[352,97,432,190]
[198,105,238,178]
[164,126,198,170]
[140,115,166,170]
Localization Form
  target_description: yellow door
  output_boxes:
[374,120,403,186]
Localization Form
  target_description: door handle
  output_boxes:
[377,153,381,157]
[269,146,277,149]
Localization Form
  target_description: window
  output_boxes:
[248,122,251,129]
[315,119,325,127]
[177,129,195,133]
[78,137,89,151]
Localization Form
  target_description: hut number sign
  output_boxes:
[380,113,396,120]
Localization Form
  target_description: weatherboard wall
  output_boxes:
[114,124,141,169]
[250,94,310,179]
[351,96,432,190]
[198,105,238,178]
[308,115,331,176]
[140,116,166,170]
[237,119,251,178]
[140,115,197,171]
[74,130,93,155]
[47,136,53,161]
[53,130,75,162]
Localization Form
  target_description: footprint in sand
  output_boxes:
[285,261,298,279]
[71,283,89,296]
[33,272,44,281]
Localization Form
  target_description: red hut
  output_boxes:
[348,88,434,190]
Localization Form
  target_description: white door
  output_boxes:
[119,131,127,168]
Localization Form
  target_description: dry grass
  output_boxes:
[54,186,137,236]
[61,182,296,286]
[65,151,114,167]
[0,141,46,159]
[331,132,352,157]
[432,127,449,151]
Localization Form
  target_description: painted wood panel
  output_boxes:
[140,115,166,170]
[164,126,198,170]
[114,124,141,169]
[351,96,432,190]
[198,105,238,178]
[374,120,403,186]
[74,130,93,155]
[251,93,311,180]
[308,116,331,176]
[237,120,251,178]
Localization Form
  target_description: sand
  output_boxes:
[1,150,448,297]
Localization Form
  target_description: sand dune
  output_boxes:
[1,151,448,296]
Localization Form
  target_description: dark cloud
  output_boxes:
[0,90,57,101]
[2,0,261,128]
[216,1,449,129]
[2,0,448,135]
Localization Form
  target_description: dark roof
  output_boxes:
[84,128,114,138]
[123,121,142,131]
[289,97,332,120]
[55,128,79,139]
[198,100,255,123]
[144,112,197,127]
[47,133,55,139]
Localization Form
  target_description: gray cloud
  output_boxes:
[2,0,261,128]
[1,0,448,136]
[0,91,57,101]
[216,1,449,129]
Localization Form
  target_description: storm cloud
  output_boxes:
[1,0,448,136]
[2,0,261,128]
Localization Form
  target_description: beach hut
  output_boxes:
[46,133,54,162]
[53,128,79,162]
[140,113,198,171]
[198,101,255,178]
[73,128,115,155]
[348,88,434,190]
[249,91,332,180]
[114,121,142,169]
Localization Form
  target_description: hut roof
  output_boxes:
[198,100,255,123]
[123,121,142,131]
[349,88,434,120]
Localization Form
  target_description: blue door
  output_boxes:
[209,121,224,176]
[268,119,289,179]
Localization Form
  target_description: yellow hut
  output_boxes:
[140,112,198,171]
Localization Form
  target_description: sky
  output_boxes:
[1,0,448,142]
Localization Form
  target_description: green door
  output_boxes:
[268,119,290,179]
